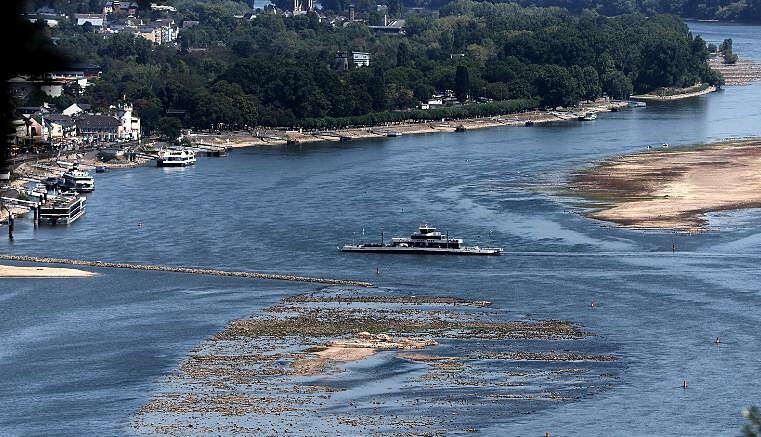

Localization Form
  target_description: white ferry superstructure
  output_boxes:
[341,224,503,255]
[61,168,95,192]
[157,149,196,167]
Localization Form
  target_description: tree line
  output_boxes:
[28,1,721,134]
[410,0,761,22]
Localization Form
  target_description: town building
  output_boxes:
[334,51,371,70]
[76,115,122,140]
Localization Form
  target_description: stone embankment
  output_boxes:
[709,55,761,85]
[0,255,373,287]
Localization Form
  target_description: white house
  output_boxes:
[117,103,141,140]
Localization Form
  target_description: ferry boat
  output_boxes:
[61,167,95,192]
[38,194,86,225]
[341,224,503,256]
[156,149,196,167]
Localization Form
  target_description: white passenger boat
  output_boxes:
[61,167,95,192]
[341,224,503,255]
[156,149,196,167]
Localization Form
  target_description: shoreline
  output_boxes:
[189,100,631,149]
[567,138,761,232]
[629,85,717,101]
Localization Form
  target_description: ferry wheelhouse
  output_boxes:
[38,194,87,225]
[157,149,196,167]
[341,224,503,255]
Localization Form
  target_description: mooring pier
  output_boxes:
[0,255,374,287]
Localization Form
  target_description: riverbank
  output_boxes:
[190,100,630,148]
[567,138,761,232]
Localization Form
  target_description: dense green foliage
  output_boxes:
[34,1,719,132]
[413,0,761,22]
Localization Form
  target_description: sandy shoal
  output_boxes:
[571,139,761,231]
[630,85,716,101]
[0,264,96,277]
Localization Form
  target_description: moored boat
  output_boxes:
[38,193,87,225]
[156,149,196,167]
[61,167,95,193]
[341,224,503,255]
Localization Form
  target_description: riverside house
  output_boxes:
[76,115,122,141]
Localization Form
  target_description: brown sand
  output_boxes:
[292,332,437,375]
[0,264,96,277]
[570,139,761,231]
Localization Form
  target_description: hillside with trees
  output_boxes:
[25,1,721,133]
[410,0,761,22]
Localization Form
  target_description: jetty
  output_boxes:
[0,255,374,287]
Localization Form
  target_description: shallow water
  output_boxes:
[1,21,761,437]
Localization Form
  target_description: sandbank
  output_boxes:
[708,55,761,85]
[569,139,761,231]
[0,264,96,277]
[630,85,717,101]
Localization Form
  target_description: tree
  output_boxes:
[455,65,470,102]
[602,70,633,99]
[396,42,411,68]
[536,65,576,108]
[719,38,733,54]
[743,406,761,437]
[156,117,182,142]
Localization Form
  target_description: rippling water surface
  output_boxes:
[1,21,761,437]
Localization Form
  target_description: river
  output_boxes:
[1,21,760,437]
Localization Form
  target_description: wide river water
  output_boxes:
[2,22,761,437]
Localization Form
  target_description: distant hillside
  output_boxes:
[405,0,761,22]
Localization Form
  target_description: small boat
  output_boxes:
[578,111,597,121]
[156,148,196,167]
[341,224,503,255]
[386,131,403,137]
[95,166,107,173]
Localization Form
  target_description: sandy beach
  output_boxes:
[0,264,96,277]
[568,139,761,231]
